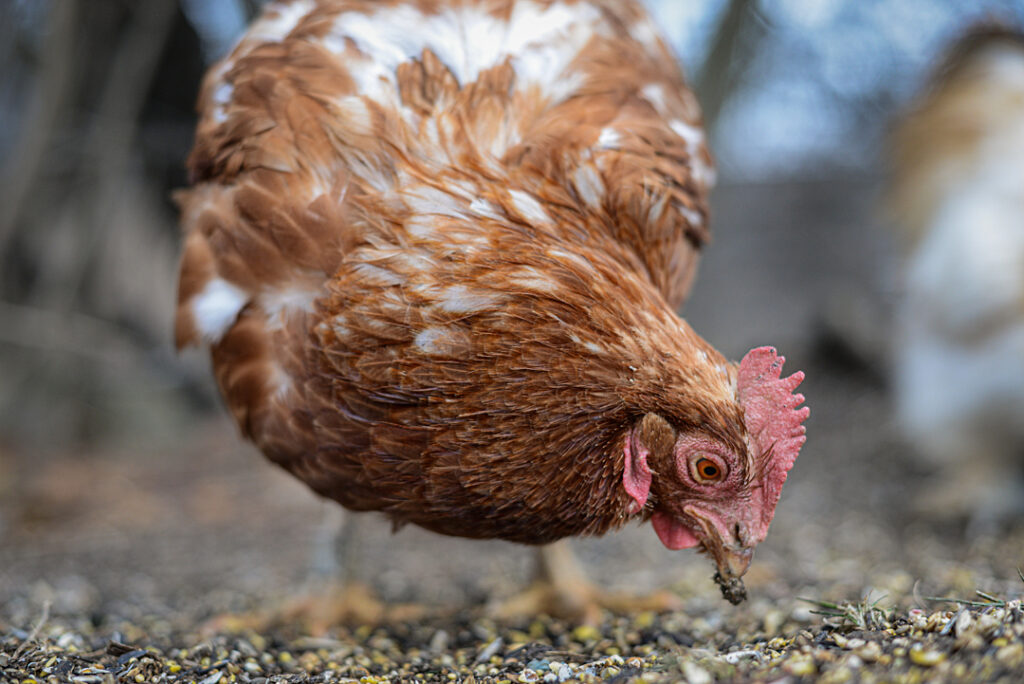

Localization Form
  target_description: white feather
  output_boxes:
[509,190,551,224]
[193,278,248,343]
[670,118,716,187]
[673,201,704,229]
[597,127,621,150]
[573,165,605,208]
[640,82,668,114]
[435,285,503,314]
[323,1,599,103]
[248,0,315,43]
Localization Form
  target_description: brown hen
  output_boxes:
[889,25,1024,527]
[176,0,808,620]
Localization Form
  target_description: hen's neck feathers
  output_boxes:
[309,233,744,541]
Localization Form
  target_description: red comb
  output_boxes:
[737,347,808,535]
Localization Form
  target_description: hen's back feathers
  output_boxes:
[175,0,718,541]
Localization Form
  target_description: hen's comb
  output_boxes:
[737,347,809,523]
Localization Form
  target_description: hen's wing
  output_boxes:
[175,0,713,530]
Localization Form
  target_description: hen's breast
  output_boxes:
[175,0,713,537]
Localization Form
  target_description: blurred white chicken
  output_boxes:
[890,27,1024,524]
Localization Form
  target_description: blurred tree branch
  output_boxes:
[694,0,768,138]
[0,300,141,369]
[58,0,179,310]
[0,1,217,448]
[0,0,79,252]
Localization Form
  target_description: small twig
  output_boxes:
[976,590,1002,604]
[12,600,51,660]
[912,579,925,610]
[1017,567,1024,584]
[940,607,966,636]
[474,637,504,663]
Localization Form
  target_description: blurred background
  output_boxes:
[1,0,1023,626]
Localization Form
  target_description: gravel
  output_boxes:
[4,595,1024,682]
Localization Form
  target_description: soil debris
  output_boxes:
[4,593,1024,683]
[712,573,747,605]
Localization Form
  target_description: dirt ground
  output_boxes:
[2,180,1023,682]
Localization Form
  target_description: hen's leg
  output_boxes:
[204,506,396,634]
[281,506,387,630]
[921,462,1024,535]
[489,541,680,624]
[911,446,1024,532]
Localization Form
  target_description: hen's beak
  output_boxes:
[710,546,752,605]
[713,545,753,580]
[685,506,754,605]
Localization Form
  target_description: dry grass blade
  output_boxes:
[798,596,891,630]
[798,597,841,610]
[11,600,50,660]
[975,590,1002,604]
[924,590,1006,608]
[925,598,999,607]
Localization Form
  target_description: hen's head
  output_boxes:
[622,347,808,604]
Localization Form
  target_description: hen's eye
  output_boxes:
[692,456,726,484]
[697,459,719,479]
